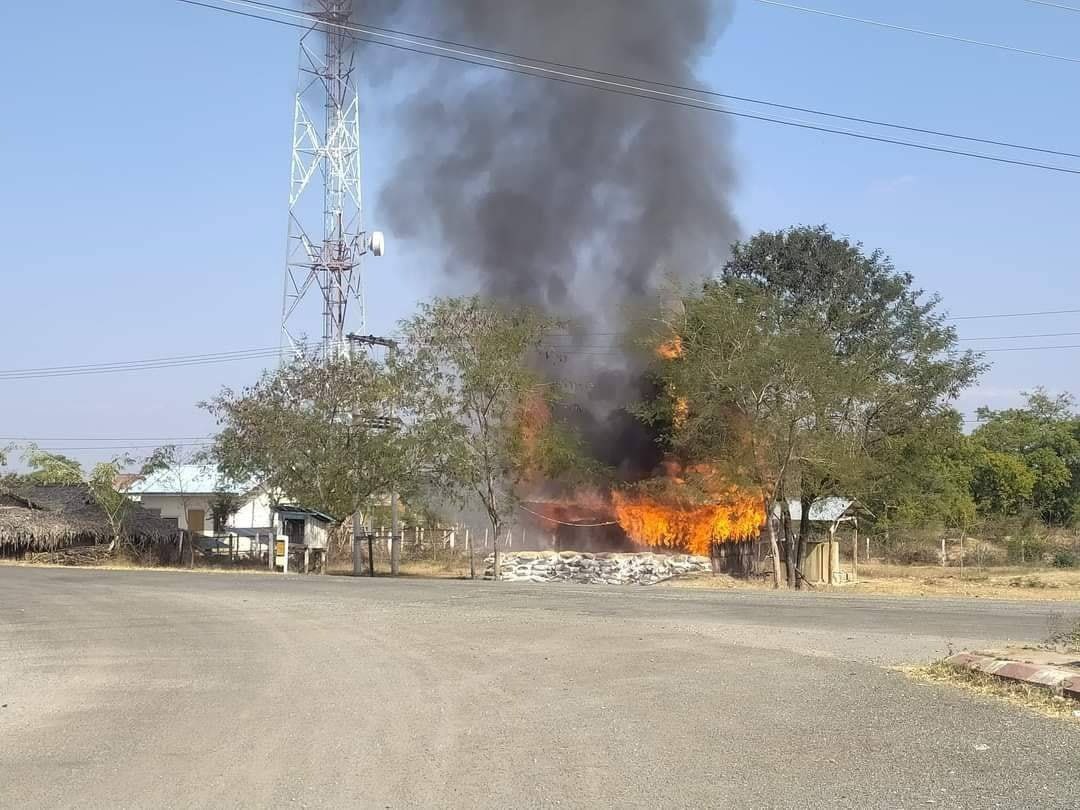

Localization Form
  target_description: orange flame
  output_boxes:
[672,396,690,429]
[656,336,684,360]
[613,464,763,557]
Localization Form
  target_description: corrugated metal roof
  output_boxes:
[127,465,250,496]
[771,497,855,523]
[275,504,335,523]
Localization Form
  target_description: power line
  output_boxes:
[0,347,284,381]
[14,442,215,452]
[756,0,1080,64]
[981,343,1080,353]
[174,0,1080,177]
[0,436,213,442]
[1026,0,1080,13]
[948,307,1080,321]
[231,0,1080,162]
[959,330,1080,341]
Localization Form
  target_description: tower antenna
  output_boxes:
[280,0,384,357]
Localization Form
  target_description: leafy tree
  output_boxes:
[399,297,578,580]
[970,390,1080,524]
[141,445,208,567]
[86,458,137,553]
[970,449,1037,517]
[863,410,977,549]
[652,227,983,587]
[21,446,84,486]
[203,349,436,570]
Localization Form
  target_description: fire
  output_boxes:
[672,396,689,429]
[656,335,684,360]
[613,464,764,557]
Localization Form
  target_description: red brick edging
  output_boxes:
[947,651,1080,699]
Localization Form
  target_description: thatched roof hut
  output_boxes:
[0,484,178,554]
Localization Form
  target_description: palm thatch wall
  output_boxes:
[0,484,178,554]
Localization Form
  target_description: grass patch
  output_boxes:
[904,660,1080,722]
[851,563,1080,601]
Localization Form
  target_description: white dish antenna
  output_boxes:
[369,231,386,257]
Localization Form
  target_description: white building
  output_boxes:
[127,465,275,554]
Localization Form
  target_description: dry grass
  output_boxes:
[850,563,1080,601]
[324,556,477,580]
[0,558,276,576]
[903,660,1080,722]
[662,572,778,591]
[663,563,1080,600]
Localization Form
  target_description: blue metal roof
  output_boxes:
[127,465,251,496]
[771,497,856,523]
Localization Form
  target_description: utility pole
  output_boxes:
[348,333,402,576]
[280,1,385,356]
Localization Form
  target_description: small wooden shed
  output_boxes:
[272,505,334,573]
[773,498,863,586]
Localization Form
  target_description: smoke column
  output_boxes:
[343,0,739,318]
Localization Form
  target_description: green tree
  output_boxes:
[970,449,1037,517]
[140,445,207,567]
[399,297,577,581]
[203,349,436,567]
[970,390,1080,523]
[652,227,983,587]
[863,411,977,552]
[21,446,84,485]
[86,458,137,553]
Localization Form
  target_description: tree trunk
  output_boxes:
[492,521,501,582]
[780,499,796,588]
[794,491,815,591]
[764,497,782,589]
[390,491,401,576]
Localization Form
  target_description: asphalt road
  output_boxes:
[1,568,1078,809]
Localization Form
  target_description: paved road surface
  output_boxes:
[1,567,1078,809]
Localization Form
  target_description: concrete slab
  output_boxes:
[948,647,1080,699]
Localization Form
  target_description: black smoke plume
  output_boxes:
[343,0,739,315]
[309,0,740,471]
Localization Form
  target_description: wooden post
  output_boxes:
[267,534,273,571]
[368,533,375,577]
[466,528,475,580]
[828,526,836,585]
[851,521,858,583]
[283,535,290,575]
[484,527,489,549]
[304,547,310,575]
[941,537,947,567]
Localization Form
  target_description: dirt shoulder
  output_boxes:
[668,563,1080,601]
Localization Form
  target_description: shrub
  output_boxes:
[1051,550,1078,569]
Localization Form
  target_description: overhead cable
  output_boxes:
[756,0,1080,64]
[173,0,1080,176]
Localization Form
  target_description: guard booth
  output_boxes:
[272,505,333,574]
[771,497,862,586]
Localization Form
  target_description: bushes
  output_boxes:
[1052,550,1078,569]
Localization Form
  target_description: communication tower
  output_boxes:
[280,0,384,355]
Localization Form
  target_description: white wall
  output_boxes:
[135,491,274,536]
[228,491,274,531]
[137,494,214,534]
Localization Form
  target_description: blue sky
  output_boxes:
[2,0,1078,468]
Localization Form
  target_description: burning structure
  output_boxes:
[344,1,755,564]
